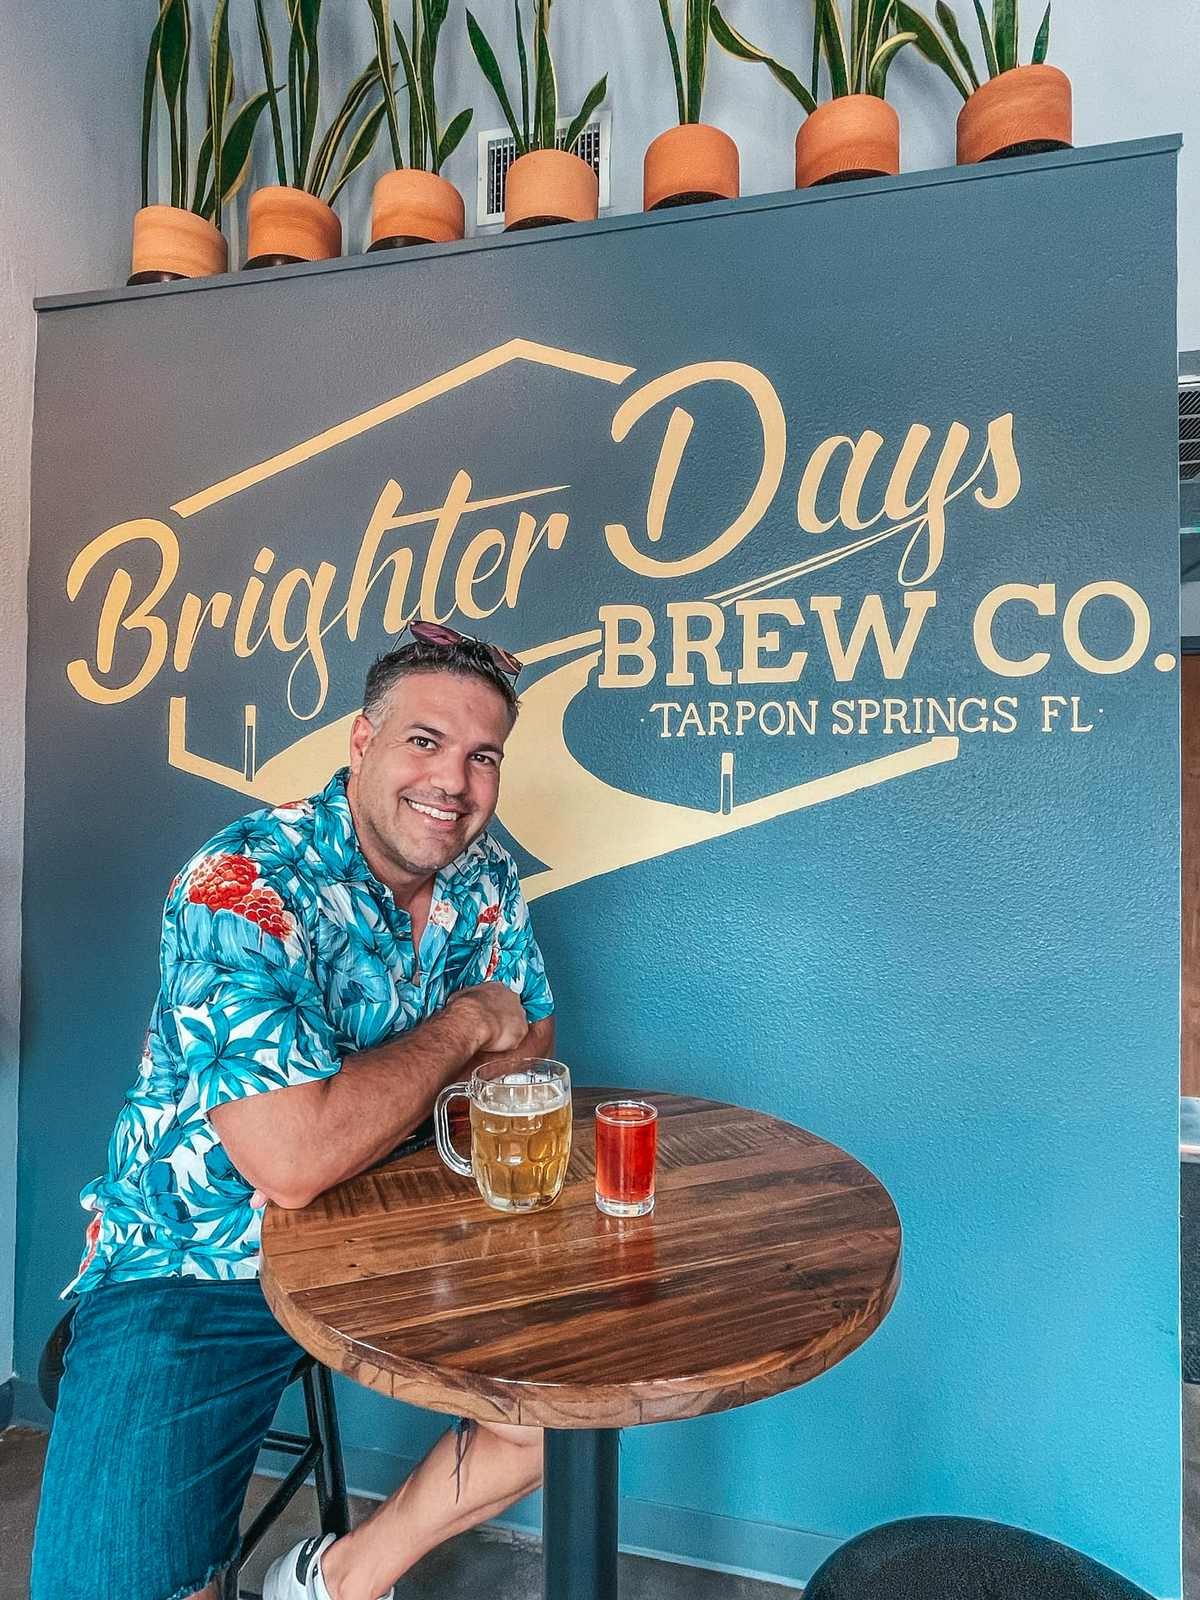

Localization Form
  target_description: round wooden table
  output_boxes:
[260,1088,901,1600]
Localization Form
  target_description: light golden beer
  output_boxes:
[469,1072,572,1212]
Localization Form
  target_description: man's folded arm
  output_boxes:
[209,986,546,1209]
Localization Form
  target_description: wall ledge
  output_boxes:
[34,135,1181,316]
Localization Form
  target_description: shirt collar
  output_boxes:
[319,767,491,892]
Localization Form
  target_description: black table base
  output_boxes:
[544,1429,620,1600]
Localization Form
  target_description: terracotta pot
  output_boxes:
[643,123,739,211]
[128,205,227,285]
[369,169,465,249]
[504,149,599,230]
[245,186,342,268]
[795,95,900,187]
[956,63,1072,165]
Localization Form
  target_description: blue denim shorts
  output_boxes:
[31,1276,303,1600]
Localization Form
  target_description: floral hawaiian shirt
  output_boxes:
[65,768,553,1295]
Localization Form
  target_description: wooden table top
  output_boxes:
[260,1088,901,1430]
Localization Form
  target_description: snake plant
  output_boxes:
[466,0,608,158]
[655,0,721,124]
[895,0,1052,99]
[712,0,918,113]
[253,0,390,203]
[367,0,473,173]
[141,0,271,228]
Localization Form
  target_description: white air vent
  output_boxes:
[476,108,611,227]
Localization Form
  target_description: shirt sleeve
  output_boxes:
[489,867,555,1023]
[160,876,341,1117]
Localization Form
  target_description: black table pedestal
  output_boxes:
[543,1428,620,1600]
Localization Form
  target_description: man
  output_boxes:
[31,625,555,1600]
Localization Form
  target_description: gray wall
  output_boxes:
[0,5,146,1385]
[224,0,1200,341]
[3,0,1198,1390]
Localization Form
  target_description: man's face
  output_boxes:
[346,669,512,885]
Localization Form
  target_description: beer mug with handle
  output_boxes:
[434,1057,572,1212]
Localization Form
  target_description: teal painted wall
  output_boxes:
[19,143,1181,1591]
[0,0,147,1394]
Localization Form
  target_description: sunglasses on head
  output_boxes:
[407,620,522,681]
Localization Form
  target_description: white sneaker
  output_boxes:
[262,1533,393,1600]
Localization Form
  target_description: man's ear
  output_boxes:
[348,712,375,774]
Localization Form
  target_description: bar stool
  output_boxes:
[802,1516,1154,1599]
[38,1305,350,1600]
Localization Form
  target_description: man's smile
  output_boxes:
[405,797,466,827]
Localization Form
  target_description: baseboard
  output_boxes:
[333,1444,829,1588]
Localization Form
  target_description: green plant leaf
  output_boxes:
[436,105,473,169]
[849,0,865,92]
[533,0,557,149]
[684,0,712,123]
[159,0,188,207]
[141,2,169,208]
[368,0,405,167]
[253,0,289,184]
[419,3,441,162]
[992,0,1015,72]
[327,96,388,202]
[562,73,606,154]
[867,28,916,96]
[514,0,531,146]
[198,91,273,218]
[178,0,192,207]
[208,0,232,228]
[394,16,427,168]
[218,90,273,203]
[193,125,213,214]
[287,9,303,182]
[466,8,526,154]
[895,2,971,97]
[862,0,894,89]
[710,6,816,112]
[298,0,323,189]
[1031,0,1050,63]
[817,0,849,98]
[973,0,999,75]
[656,0,687,124]
[308,60,382,195]
[411,0,426,166]
[934,0,980,88]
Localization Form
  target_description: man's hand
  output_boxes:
[446,982,531,1055]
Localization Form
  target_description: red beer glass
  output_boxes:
[594,1100,658,1217]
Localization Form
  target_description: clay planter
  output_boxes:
[504,149,598,230]
[369,169,465,249]
[129,205,227,285]
[643,123,739,210]
[795,95,899,187]
[957,63,1072,164]
[245,186,342,269]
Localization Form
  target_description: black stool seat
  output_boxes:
[38,1302,348,1600]
[803,1516,1154,1600]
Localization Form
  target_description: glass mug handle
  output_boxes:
[434,1083,473,1178]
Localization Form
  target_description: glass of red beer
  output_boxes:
[594,1100,658,1217]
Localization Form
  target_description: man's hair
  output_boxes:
[362,639,520,726]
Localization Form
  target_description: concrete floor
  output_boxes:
[0,1423,791,1600]
[6,1397,1198,1598]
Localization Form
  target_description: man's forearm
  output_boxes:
[212,1000,484,1208]
[210,991,553,1209]
[301,1010,556,1202]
